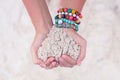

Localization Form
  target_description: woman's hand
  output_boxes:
[58,28,87,68]
[30,30,58,69]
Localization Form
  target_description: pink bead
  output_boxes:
[73,17,77,21]
[64,8,68,12]
[69,16,73,20]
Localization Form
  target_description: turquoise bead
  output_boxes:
[71,21,74,24]
[65,19,68,23]
[63,18,66,22]
[55,15,58,19]
[68,8,72,13]
[55,19,58,24]
[75,25,79,31]
[68,20,71,24]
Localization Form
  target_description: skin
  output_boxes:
[22,0,86,69]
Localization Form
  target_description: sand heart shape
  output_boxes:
[38,26,81,62]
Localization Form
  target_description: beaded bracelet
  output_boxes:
[55,8,82,31]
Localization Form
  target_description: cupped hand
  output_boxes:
[30,31,58,69]
[58,28,87,67]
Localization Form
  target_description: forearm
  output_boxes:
[58,0,86,12]
[23,0,53,33]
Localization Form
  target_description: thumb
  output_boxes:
[30,34,46,67]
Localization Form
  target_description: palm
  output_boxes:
[31,33,58,69]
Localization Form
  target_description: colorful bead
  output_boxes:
[62,14,65,18]
[73,17,77,21]
[55,15,59,19]
[69,16,73,20]
[73,14,76,17]
[65,15,69,19]
[75,11,80,16]
[68,20,71,24]
[76,19,81,24]
[71,21,74,25]
[58,14,62,18]
[55,19,58,24]
[76,16,79,19]
[69,13,72,16]
[58,19,63,24]
[75,25,79,31]
[61,8,64,12]
[72,9,76,14]
[65,12,68,15]
[62,12,64,14]
[55,8,83,31]
[64,8,68,12]
[68,8,72,13]
[79,14,82,18]
[58,12,62,15]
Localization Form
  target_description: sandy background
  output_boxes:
[0,0,120,80]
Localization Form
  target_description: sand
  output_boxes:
[38,26,80,62]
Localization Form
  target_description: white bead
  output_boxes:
[73,14,76,17]
[76,16,79,19]
[58,12,62,15]
[69,13,72,16]
[62,12,64,14]
[65,12,68,15]
[58,20,63,24]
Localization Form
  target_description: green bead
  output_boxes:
[68,8,72,13]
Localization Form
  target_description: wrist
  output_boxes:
[54,8,82,31]
[35,27,49,35]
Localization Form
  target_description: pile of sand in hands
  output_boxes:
[38,26,81,62]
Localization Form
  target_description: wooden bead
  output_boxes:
[76,19,81,24]
[61,8,64,12]
[75,11,80,16]
[65,15,69,19]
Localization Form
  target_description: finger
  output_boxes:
[37,58,46,68]
[51,61,57,68]
[62,55,77,65]
[59,57,73,67]
[46,61,57,69]
[77,53,85,65]
[45,57,55,66]
[30,47,46,68]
